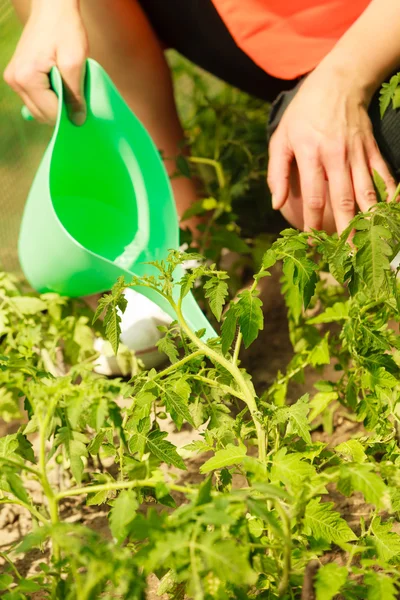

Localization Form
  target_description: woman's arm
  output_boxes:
[268,0,400,234]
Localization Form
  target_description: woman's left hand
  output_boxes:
[267,65,397,234]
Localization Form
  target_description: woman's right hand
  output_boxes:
[4,0,89,125]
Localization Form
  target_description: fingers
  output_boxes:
[327,163,356,235]
[4,61,58,124]
[58,52,87,126]
[267,134,294,210]
[296,152,326,232]
[350,139,377,213]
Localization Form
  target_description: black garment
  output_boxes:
[139,0,400,179]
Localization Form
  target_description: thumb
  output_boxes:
[58,55,87,126]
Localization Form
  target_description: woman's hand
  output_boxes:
[4,0,89,125]
[267,65,397,234]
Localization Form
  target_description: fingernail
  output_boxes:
[71,110,86,126]
[271,194,278,209]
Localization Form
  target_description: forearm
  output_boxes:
[319,0,400,100]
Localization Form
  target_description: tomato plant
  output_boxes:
[1,181,400,598]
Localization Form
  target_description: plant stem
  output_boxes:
[154,350,204,381]
[232,331,242,365]
[38,401,60,566]
[0,551,23,580]
[56,479,193,501]
[175,304,266,463]
[189,156,226,189]
[189,374,245,400]
[0,498,49,526]
[275,501,292,598]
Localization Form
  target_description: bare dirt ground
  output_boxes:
[0,268,363,599]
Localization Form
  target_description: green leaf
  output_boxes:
[236,289,263,348]
[54,427,88,484]
[204,276,229,321]
[308,301,349,324]
[200,443,247,474]
[109,490,138,543]
[162,377,193,428]
[221,303,239,355]
[368,517,400,562]
[309,391,338,422]
[147,430,186,470]
[353,222,392,296]
[372,169,388,203]
[365,571,397,600]
[157,335,179,364]
[315,563,347,600]
[379,73,400,118]
[338,463,388,508]
[334,440,367,463]
[0,574,13,591]
[176,155,191,178]
[9,296,47,315]
[272,395,311,444]
[303,498,356,544]
[271,449,317,493]
[309,335,330,367]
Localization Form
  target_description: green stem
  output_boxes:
[38,401,60,566]
[189,156,226,189]
[55,479,193,501]
[275,501,292,598]
[232,331,242,365]
[0,498,49,526]
[154,350,204,380]
[175,304,266,463]
[0,551,23,580]
[189,374,244,400]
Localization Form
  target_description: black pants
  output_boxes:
[138,0,400,180]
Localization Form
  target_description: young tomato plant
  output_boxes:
[1,187,400,599]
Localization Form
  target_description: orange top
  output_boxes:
[211,0,372,79]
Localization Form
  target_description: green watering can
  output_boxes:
[18,58,216,339]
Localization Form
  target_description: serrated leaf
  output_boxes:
[221,303,239,355]
[315,563,347,600]
[308,302,349,324]
[303,498,356,544]
[54,427,88,484]
[365,571,397,600]
[334,440,367,463]
[9,296,47,315]
[369,517,400,562]
[338,463,387,508]
[271,449,317,493]
[379,73,400,118]
[236,289,263,348]
[157,334,179,364]
[109,490,138,543]
[200,443,247,474]
[354,223,392,296]
[309,391,338,422]
[272,395,311,444]
[372,169,388,203]
[147,430,186,470]
[204,276,229,321]
[162,377,193,428]
[309,335,330,367]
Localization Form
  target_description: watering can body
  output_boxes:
[18,59,216,339]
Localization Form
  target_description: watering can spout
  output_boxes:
[18,58,217,341]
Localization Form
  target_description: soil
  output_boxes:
[0,266,365,599]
